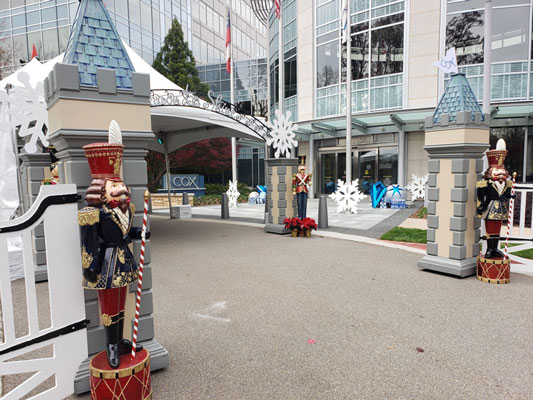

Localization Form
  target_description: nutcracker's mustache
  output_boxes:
[109,189,130,199]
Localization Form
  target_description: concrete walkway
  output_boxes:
[68,218,533,400]
[153,197,418,239]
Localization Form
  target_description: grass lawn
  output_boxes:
[500,243,533,259]
[380,227,427,244]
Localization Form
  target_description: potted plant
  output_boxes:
[284,217,301,237]
[301,218,318,237]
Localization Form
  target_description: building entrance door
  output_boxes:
[358,149,377,194]
[319,151,355,194]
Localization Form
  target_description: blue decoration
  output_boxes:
[370,181,387,208]
[63,0,135,89]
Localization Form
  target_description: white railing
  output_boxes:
[507,183,533,266]
[0,184,87,400]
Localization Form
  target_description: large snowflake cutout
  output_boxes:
[226,180,240,208]
[0,70,49,154]
[266,109,299,158]
[406,174,428,200]
[329,179,366,214]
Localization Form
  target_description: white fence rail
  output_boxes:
[0,184,87,400]
[507,183,533,266]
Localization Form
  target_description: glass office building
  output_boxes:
[252,0,533,196]
[0,0,267,78]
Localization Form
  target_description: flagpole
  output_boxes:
[482,0,492,115]
[278,0,284,126]
[344,0,352,183]
[229,1,237,183]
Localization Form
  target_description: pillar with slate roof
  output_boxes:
[44,0,168,393]
[417,73,490,277]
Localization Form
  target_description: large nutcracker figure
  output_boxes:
[78,131,145,369]
[476,139,515,283]
[292,156,312,219]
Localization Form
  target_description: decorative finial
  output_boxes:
[496,138,506,150]
[108,120,122,145]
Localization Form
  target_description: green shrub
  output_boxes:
[205,183,227,195]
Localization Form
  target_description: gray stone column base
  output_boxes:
[73,339,169,394]
[264,223,290,234]
[417,255,476,277]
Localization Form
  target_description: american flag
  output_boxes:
[274,0,281,19]
[341,0,349,44]
[226,8,231,73]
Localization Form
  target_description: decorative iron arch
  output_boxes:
[250,0,272,26]
[150,89,270,141]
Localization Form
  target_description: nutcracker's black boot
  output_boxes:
[104,323,121,369]
[116,312,143,356]
[485,239,505,259]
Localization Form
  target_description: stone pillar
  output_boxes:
[417,112,489,277]
[265,158,298,234]
[19,152,51,282]
[45,63,168,394]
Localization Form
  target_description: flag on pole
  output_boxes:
[31,44,38,59]
[226,9,231,73]
[431,47,458,74]
[274,0,281,19]
[341,0,349,44]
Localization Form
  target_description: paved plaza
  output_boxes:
[67,217,533,400]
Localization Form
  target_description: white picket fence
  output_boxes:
[0,184,87,399]
[507,183,533,266]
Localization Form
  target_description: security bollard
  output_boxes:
[318,194,328,229]
[221,193,230,219]
[182,192,189,205]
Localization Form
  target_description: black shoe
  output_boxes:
[104,321,122,369]
[118,338,143,356]
[116,316,143,355]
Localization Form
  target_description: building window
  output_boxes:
[317,40,340,88]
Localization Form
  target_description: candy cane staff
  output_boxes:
[131,190,150,358]
[503,172,517,259]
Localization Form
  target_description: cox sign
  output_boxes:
[172,175,200,189]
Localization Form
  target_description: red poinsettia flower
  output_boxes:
[284,217,302,230]
[300,217,317,230]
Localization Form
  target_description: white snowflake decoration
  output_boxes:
[0,70,49,153]
[329,179,366,214]
[406,174,428,200]
[226,180,240,208]
[266,109,299,158]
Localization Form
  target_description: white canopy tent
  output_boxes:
[0,43,267,221]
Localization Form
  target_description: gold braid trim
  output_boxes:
[81,246,93,268]
[476,180,488,188]
[78,207,99,226]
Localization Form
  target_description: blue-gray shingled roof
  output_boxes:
[62,0,135,89]
[433,73,483,124]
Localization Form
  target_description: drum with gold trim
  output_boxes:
[89,348,151,400]
[477,256,510,284]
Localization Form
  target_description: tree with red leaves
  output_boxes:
[146,137,236,191]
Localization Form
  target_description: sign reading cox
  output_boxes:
[160,174,205,196]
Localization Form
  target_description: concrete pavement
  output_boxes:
[64,217,533,399]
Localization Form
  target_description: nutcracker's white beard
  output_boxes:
[494,180,505,195]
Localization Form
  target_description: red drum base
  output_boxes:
[477,256,510,284]
[89,349,151,400]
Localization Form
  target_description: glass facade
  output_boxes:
[445,0,533,103]
[197,58,268,118]
[269,0,297,118]
[315,0,405,118]
[0,0,266,79]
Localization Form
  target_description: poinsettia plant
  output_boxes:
[284,217,301,230]
[300,217,317,231]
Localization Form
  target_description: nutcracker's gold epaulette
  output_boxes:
[78,207,99,226]
[506,179,513,189]
[130,203,135,215]
[476,180,488,188]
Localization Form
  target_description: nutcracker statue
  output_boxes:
[79,122,152,399]
[292,156,312,219]
[476,138,516,284]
